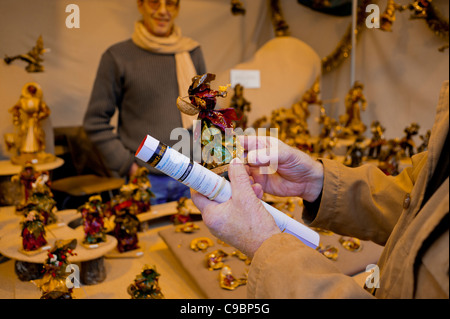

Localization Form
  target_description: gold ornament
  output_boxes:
[339,236,362,252]
[205,249,228,270]
[190,237,214,252]
[219,265,247,290]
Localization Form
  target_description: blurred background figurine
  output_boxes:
[367,120,386,159]
[231,0,246,15]
[417,129,431,153]
[171,196,193,225]
[340,81,367,137]
[4,35,47,72]
[230,84,251,129]
[5,82,54,165]
[344,136,366,167]
[400,122,420,157]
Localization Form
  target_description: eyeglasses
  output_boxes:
[146,0,179,11]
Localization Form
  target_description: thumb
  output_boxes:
[228,158,258,202]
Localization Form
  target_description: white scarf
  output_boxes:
[132,21,200,129]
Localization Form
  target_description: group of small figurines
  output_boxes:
[249,79,430,176]
[179,72,429,179]
[9,163,158,298]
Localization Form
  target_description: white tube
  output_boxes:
[136,135,319,248]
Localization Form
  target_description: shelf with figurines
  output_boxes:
[249,80,429,176]
[0,163,117,283]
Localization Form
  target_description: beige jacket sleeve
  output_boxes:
[248,152,426,299]
[307,154,425,246]
[247,233,375,298]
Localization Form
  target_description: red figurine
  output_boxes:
[78,195,107,245]
[21,210,47,252]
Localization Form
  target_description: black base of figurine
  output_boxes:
[80,257,106,285]
[15,260,44,281]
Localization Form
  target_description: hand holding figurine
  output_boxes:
[240,135,324,203]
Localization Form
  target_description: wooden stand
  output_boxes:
[15,260,44,281]
[80,256,106,285]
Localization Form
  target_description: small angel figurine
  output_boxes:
[15,171,57,225]
[128,265,164,299]
[125,166,154,214]
[6,82,55,165]
[171,196,193,225]
[11,163,42,203]
[177,73,243,171]
[21,210,47,252]
[113,201,140,253]
[34,239,77,299]
[78,195,107,245]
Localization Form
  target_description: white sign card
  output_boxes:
[230,69,261,89]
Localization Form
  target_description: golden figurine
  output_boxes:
[4,35,47,73]
[400,122,420,158]
[368,120,387,160]
[380,0,405,32]
[339,81,367,137]
[229,84,251,130]
[5,82,55,165]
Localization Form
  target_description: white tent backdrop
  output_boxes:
[0,0,448,159]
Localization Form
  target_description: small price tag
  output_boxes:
[230,70,261,89]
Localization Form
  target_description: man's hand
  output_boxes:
[241,135,324,203]
[191,158,280,259]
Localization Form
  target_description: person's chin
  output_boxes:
[151,25,170,37]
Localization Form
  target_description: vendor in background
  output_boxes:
[84,0,206,204]
[192,82,449,299]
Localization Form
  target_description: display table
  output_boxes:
[0,202,206,299]
[0,157,64,176]
[0,200,380,299]
[0,157,64,206]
